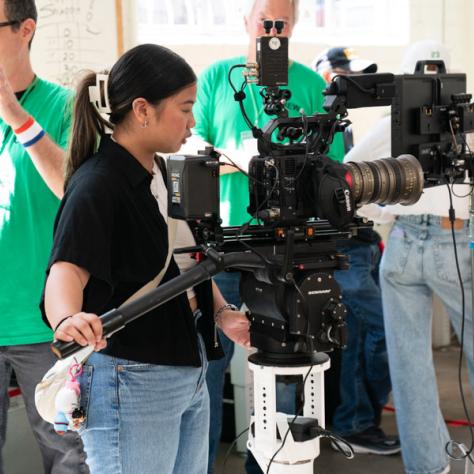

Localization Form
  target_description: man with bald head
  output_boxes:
[193,1,344,471]
[0,1,87,472]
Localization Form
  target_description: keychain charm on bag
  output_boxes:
[53,363,86,435]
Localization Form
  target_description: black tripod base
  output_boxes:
[248,351,330,367]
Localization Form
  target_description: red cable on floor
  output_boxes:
[384,405,474,427]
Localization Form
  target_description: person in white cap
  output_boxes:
[345,40,472,474]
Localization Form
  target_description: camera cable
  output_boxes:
[264,362,355,473]
[265,363,313,474]
[451,132,474,199]
[228,64,262,138]
[444,183,474,466]
[221,427,250,474]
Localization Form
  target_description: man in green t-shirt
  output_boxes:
[192,1,344,472]
[0,1,88,472]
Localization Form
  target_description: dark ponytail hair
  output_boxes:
[65,44,196,184]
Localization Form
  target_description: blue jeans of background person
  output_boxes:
[0,342,88,474]
[207,272,241,473]
[78,331,209,474]
[380,215,474,474]
[332,240,391,436]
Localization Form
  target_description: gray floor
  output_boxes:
[214,345,474,474]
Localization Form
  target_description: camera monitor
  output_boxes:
[392,71,472,185]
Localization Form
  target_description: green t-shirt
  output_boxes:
[0,77,72,345]
[193,56,345,226]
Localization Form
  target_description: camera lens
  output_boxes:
[344,154,424,206]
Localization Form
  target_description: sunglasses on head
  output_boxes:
[262,19,286,34]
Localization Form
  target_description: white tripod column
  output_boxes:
[247,357,330,474]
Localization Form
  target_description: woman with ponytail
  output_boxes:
[40,44,250,474]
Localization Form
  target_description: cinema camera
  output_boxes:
[52,35,474,474]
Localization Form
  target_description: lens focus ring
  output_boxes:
[344,154,423,208]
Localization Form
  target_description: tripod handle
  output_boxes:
[51,308,125,360]
[49,251,264,360]
[51,339,84,360]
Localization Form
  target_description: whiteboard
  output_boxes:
[31,0,121,87]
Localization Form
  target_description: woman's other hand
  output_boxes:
[217,310,251,348]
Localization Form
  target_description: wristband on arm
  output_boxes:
[214,303,238,324]
[53,315,73,333]
[14,116,46,148]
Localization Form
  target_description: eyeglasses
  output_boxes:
[0,20,21,29]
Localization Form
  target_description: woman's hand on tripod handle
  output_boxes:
[217,310,251,348]
[54,312,107,352]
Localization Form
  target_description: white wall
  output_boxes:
[121,0,472,144]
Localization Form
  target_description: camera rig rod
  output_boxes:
[51,249,265,360]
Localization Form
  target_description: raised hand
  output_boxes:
[0,65,28,128]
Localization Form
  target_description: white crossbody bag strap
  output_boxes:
[120,216,178,306]
[77,216,178,358]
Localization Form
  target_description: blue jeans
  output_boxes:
[380,215,474,474]
[332,241,391,436]
[78,333,209,473]
[207,272,241,473]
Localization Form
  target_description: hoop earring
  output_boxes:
[141,120,148,129]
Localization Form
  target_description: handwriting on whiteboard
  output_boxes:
[33,0,118,87]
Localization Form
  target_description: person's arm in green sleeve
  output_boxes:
[0,68,68,198]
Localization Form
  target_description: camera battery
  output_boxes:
[167,154,220,221]
[256,36,288,87]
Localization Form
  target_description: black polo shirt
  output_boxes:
[41,136,222,366]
